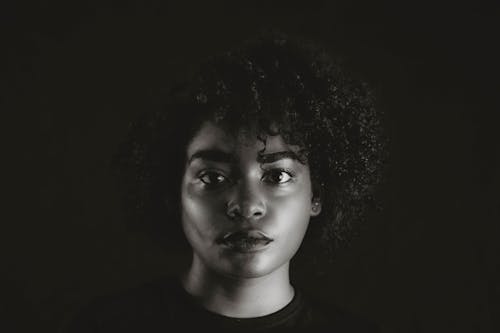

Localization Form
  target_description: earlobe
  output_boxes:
[310,199,322,217]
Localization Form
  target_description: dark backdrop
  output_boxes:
[3,1,499,332]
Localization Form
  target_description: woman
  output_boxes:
[65,32,386,332]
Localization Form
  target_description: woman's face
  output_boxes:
[181,121,321,279]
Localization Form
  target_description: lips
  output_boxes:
[217,230,273,252]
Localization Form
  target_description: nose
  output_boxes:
[226,181,266,221]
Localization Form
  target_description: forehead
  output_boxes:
[186,121,299,159]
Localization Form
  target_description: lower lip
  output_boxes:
[221,239,273,253]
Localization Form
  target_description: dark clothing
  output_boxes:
[64,277,378,332]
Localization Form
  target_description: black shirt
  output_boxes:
[64,277,378,332]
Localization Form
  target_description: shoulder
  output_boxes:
[62,276,180,333]
[300,293,380,333]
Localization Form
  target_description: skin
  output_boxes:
[180,121,322,318]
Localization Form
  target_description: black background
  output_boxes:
[2,0,499,332]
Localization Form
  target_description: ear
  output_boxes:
[310,198,322,217]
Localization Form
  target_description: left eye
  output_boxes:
[199,172,229,186]
[262,170,294,184]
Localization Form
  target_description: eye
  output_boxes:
[262,169,295,184]
[198,171,229,187]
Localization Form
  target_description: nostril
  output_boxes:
[226,201,265,220]
[241,208,265,220]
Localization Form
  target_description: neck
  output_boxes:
[180,254,295,318]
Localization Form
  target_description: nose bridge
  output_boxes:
[228,176,266,219]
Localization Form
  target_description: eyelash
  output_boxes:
[197,168,296,187]
[262,168,296,184]
[198,170,230,187]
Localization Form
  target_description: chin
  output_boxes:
[216,253,289,279]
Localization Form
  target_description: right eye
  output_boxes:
[198,171,229,187]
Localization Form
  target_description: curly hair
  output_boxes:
[111,33,387,263]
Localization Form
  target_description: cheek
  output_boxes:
[263,193,312,265]
[181,184,224,240]
[271,189,312,232]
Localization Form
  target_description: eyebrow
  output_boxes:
[188,149,235,165]
[257,151,302,164]
[187,149,302,165]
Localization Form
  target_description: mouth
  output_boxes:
[217,230,273,253]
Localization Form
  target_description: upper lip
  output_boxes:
[217,229,273,244]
